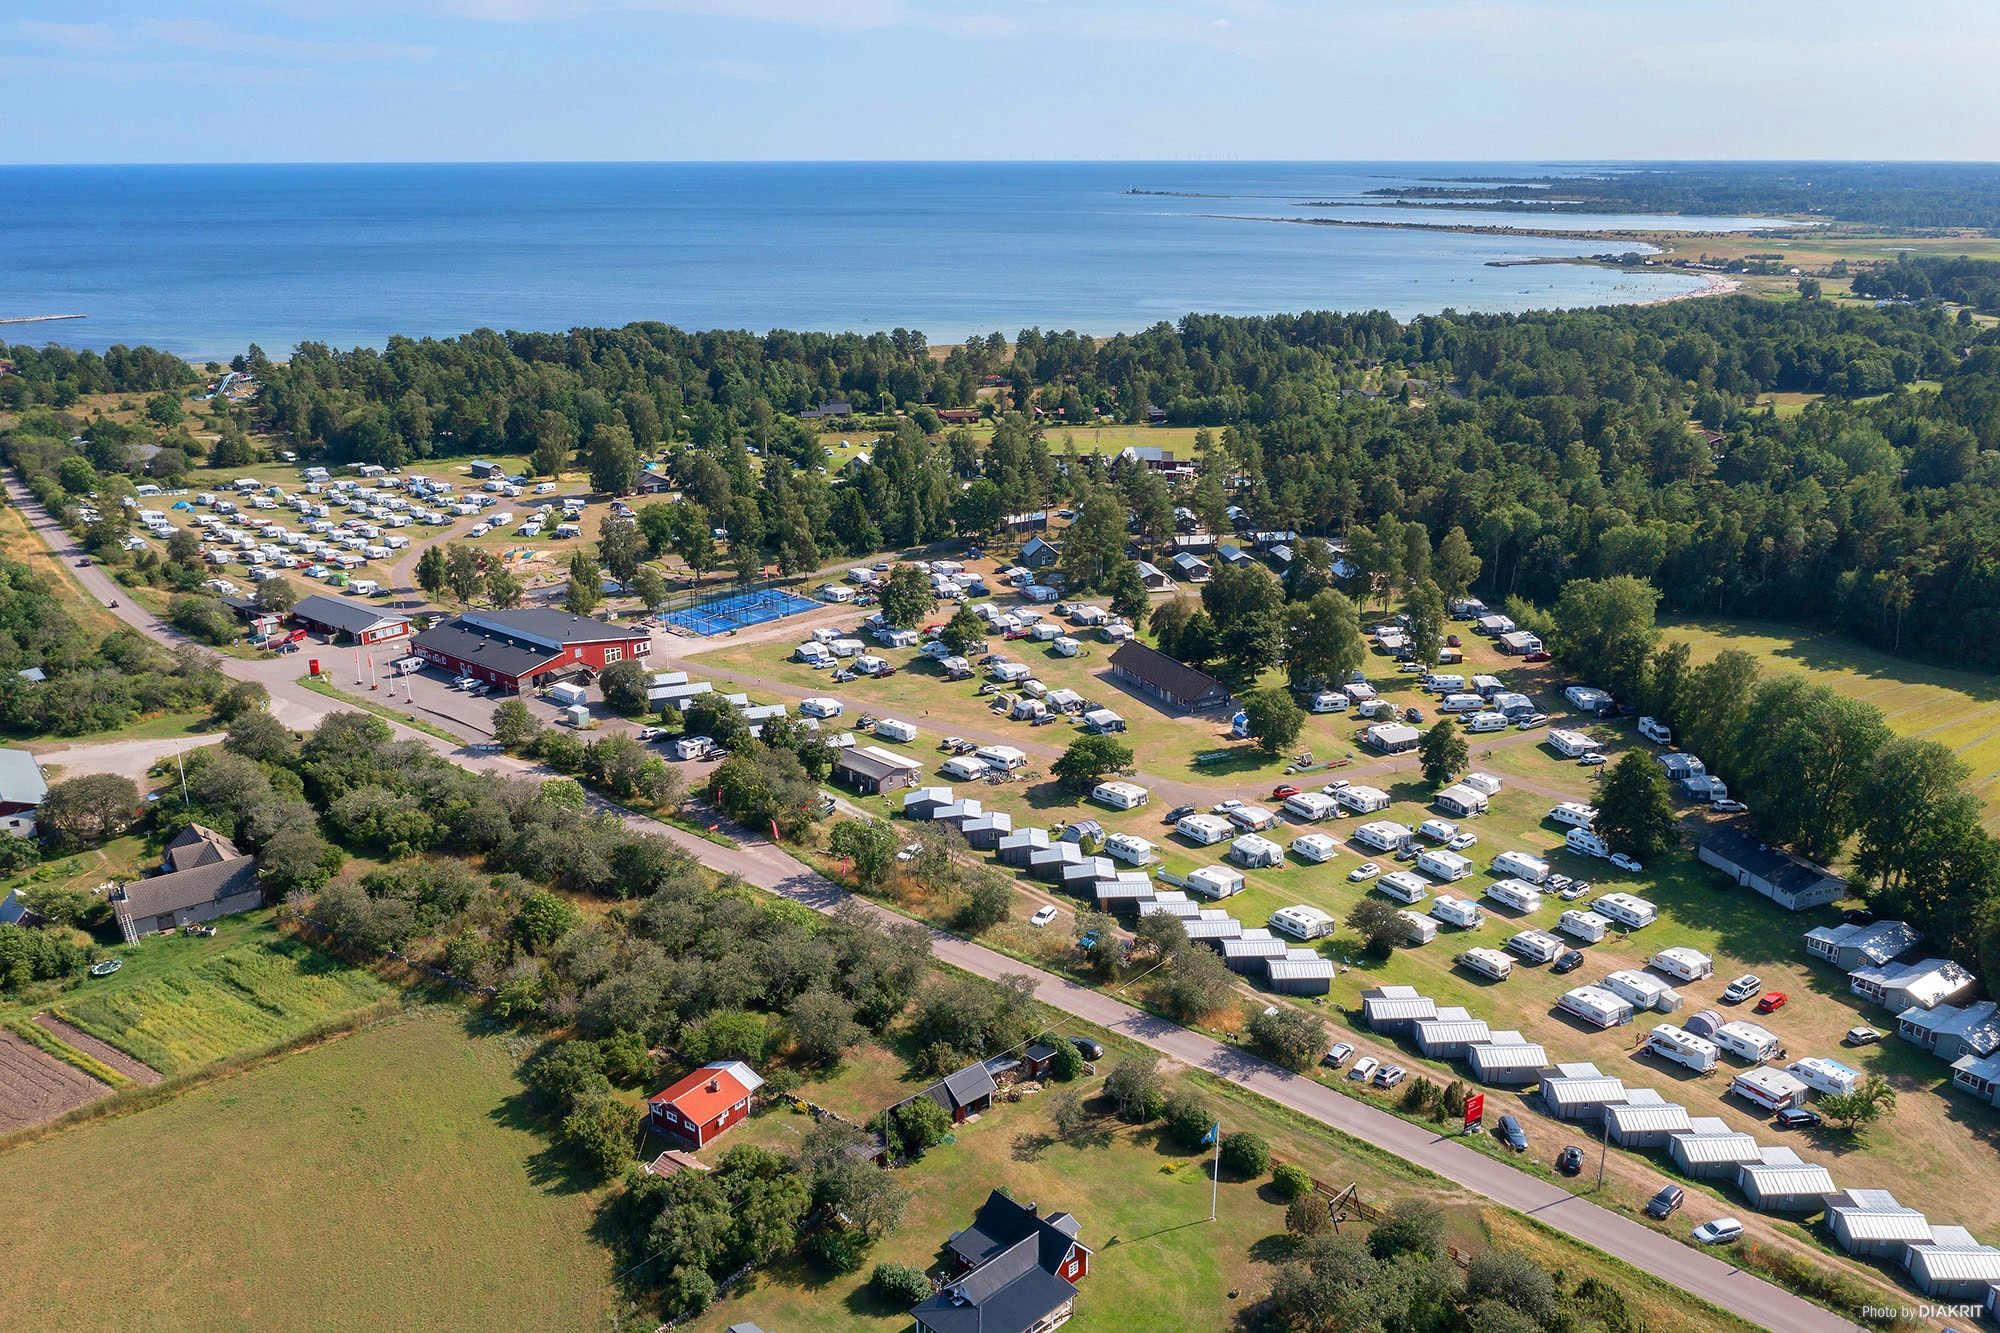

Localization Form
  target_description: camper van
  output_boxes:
[1377,871,1430,905]
[1593,893,1658,930]
[1558,986,1634,1028]
[1565,827,1612,860]
[1712,1020,1782,1064]
[1430,896,1482,929]
[1548,802,1598,831]
[1650,947,1713,983]
[1638,716,1671,745]
[1648,1024,1720,1073]
[1505,930,1566,965]
[1456,948,1514,982]
[1485,878,1544,914]
[1091,781,1150,811]
[1492,850,1551,884]
[1557,910,1611,943]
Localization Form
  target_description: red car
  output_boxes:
[1756,992,1788,1014]
[1446,634,1462,648]
[1524,650,1552,662]
[1272,784,1301,799]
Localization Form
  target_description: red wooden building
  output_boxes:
[647,1061,765,1149]
[411,608,652,694]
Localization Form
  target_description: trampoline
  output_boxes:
[661,586,820,636]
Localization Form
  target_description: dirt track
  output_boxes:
[35,1015,162,1085]
[0,1032,111,1133]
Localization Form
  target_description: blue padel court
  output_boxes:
[661,586,821,636]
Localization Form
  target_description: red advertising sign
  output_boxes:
[1463,1092,1485,1131]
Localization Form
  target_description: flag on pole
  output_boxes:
[1199,1121,1221,1149]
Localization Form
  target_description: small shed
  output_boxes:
[1668,1131,1763,1181]
[1827,1190,1932,1260]
[1415,1016,1493,1061]
[1221,933,1289,973]
[1468,1042,1548,1086]
[1604,1100,1692,1149]
[997,828,1051,867]
[1739,1159,1838,1213]
[1539,1066,1628,1123]
[1906,1240,2000,1301]
[1361,986,1436,1035]
[1266,949,1335,996]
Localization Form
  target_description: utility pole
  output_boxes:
[1596,1111,1610,1190]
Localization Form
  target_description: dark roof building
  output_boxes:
[895,1061,998,1125]
[1108,640,1233,713]
[831,744,926,796]
[291,594,411,645]
[1692,820,1845,911]
[913,1192,1091,1333]
[109,830,261,944]
[0,748,49,837]
[412,609,651,694]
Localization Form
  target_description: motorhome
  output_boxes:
[1649,1024,1720,1073]
[1506,930,1566,964]
[1712,1020,1782,1064]
[1091,781,1150,811]
[1650,947,1713,983]
[1430,896,1482,929]
[1456,947,1514,982]
[1565,827,1612,860]
[1492,850,1551,884]
[1557,910,1611,943]
[1548,802,1598,831]
[1593,893,1658,929]
[1638,716,1672,745]
[1485,878,1544,914]
[1270,904,1337,941]
[1351,820,1415,853]
[1416,848,1475,882]
[1559,986,1634,1028]
[1377,871,1430,904]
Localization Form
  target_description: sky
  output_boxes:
[5,0,1998,163]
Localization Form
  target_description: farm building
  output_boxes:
[1361,985,1437,1035]
[1538,1064,1628,1122]
[1107,640,1232,712]
[1904,1237,2000,1301]
[1468,1041,1548,1085]
[1668,1131,1763,1180]
[412,608,650,693]
[290,593,410,645]
[1433,784,1489,818]
[1692,821,1845,911]
[0,750,48,838]
[1738,1159,1838,1213]
[648,1061,765,1148]
[1900,1000,2000,1061]
[831,745,926,795]
[1266,949,1335,996]
[1850,957,1977,1012]
[1826,1191,1933,1260]
[1804,919,1921,970]
[1604,1099,1693,1149]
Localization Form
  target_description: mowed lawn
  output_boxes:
[43,914,397,1075]
[0,1011,616,1333]
[1663,616,2000,827]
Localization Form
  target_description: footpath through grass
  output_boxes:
[0,1010,618,1333]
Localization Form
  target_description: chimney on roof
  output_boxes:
[1025,1202,1038,1217]
[706,1079,720,1093]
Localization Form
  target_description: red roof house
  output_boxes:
[647,1061,765,1148]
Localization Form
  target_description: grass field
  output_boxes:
[0,502,124,641]
[44,914,397,1076]
[0,1010,618,1333]
[1661,616,2000,827]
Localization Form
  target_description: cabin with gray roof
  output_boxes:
[915,1190,1091,1333]
[109,827,261,944]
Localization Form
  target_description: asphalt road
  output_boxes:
[9,476,1857,1333]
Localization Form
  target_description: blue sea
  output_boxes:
[0,162,1774,361]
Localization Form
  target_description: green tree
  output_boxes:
[1106,556,1150,625]
[1239,687,1305,757]
[672,502,717,581]
[1220,1130,1271,1178]
[1284,588,1365,690]
[415,544,448,601]
[1285,1194,1331,1238]
[879,564,937,629]
[1104,1053,1164,1122]
[564,550,603,615]
[631,565,668,611]
[596,513,642,588]
[484,566,524,608]
[587,421,640,496]
[787,988,865,1065]
[1417,720,1467,789]
[941,606,987,655]
[1055,487,1126,594]
[883,1095,952,1159]
[562,1092,640,1180]
[1434,524,1481,598]
[1346,898,1406,957]
[1594,750,1678,861]
[1731,677,1890,862]
[1158,945,1235,1022]
[253,576,298,614]
[599,658,650,714]
[871,1263,933,1307]
[1820,1074,1896,1132]
[1402,578,1447,667]
[1855,736,1973,896]
[1051,734,1134,791]
[531,410,574,477]
[146,391,185,427]
[445,543,486,604]
[37,773,140,845]
[1248,1006,1328,1071]
[950,478,1004,538]
[1272,1162,1313,1201]
[491,698,542,751]
[829,818,899,889]
[1545,576,1660,701]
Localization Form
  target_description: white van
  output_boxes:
[1638,716,1671,745]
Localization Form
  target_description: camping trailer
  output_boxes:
[1456,947,1514,982]
[1269,904,1337,941]
[1091,781,1150,811]
[1505,930,1566,965]
[1352,820,1415,853]
[1289,833,1338,863]
[1416,848,1475,882]
[1650,947,1714,983]
[1492,850,1551,884]
[1557,910,1611,943]
[1712,1021,1783,1064]
[1398,910,1438,946]
[1731,1067,1810,1112]
[1548,802,1598,831]
[1558,986,1634,1028]
[1377,872,1430,905]
[1789,1057,1863,1097]
[874,718,919,743]
[1485,879,1544,915]
[1430,896,1482,929]
[1593,893,1657,929]
[1648,1024,1721,1073]
[1565,827,1612,860]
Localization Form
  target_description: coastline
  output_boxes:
[1198,210,1809,244]
[1633,272,1744,306]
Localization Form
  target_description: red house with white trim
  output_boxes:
[647,1060,765,1149]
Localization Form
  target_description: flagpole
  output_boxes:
[1209,1121,1221,1222]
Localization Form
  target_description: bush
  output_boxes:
[1286,1194,1331,1237]
[1162,1088,1214,1149]
[1248,1005,1328,1071]
[870,1261,933,1306]
[804,1228,863,1275]
[1104,1054,1165,1122]
[1219,1130,1270,1178]
[1044,1037,1085,1082]
[1272,1162,1313,1201]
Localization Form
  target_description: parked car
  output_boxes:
[1755,992,1788,1014]
[1560,880,1591,900]
[1164,803,1197,823]
[1404,707,1424,723]
[1524,650,1551,662]
[1845,1025,1883,1046]
[1842,908,1878,926]
[1645,1185,1685,1219]
[1070,1037,1105,1061]
[1776,1107,1822,1130]
[1212,799,1243,813]
[1446,635,1461,648]
[1556,1145,1584,1176]
[1712,798,1747,813]
[1323,1042,1355,1069]
[895,843,923,862]
[1578,753,1606,766]
[1448,832,1479,851]
[1692,1218,1745,1246]
[1348,862,1381,881]
[1496,1115,1528,1152]
[1349,1056,1380,1082]
[1272,784,1301,799]
[1609,852,1642,872]
[1517,714,1548,730]
[1552,950,1586,975]
[1722,974,1762,1003]
[1030,904,1059,928]
[1374,1065,1407,1089]
[1394,845,1418,862]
